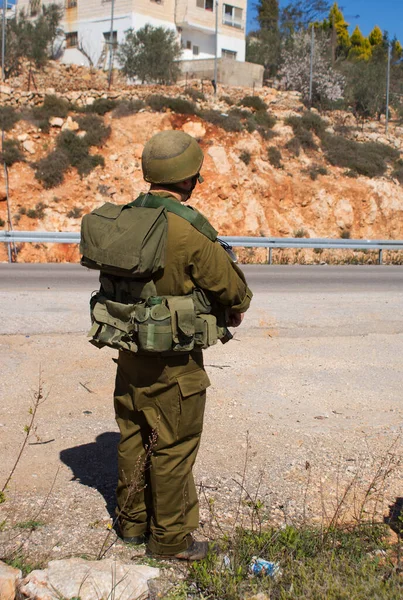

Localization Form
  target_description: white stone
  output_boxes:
[182,120,206,139]
[61,116,79,132]
[0,560,21,600]
[49,117,64,128]
[77,130,87,138]
[109,154,119,161]
[0,85,12,95]
[207,145,231,174]
[19,558,159,600]
[22,140,36,155]
[85,97,95,106]
[17,134,28,142]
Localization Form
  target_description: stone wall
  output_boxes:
[179,58,264,88]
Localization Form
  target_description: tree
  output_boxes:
[117,25,181,84]
[0,4,64,78]
[257,0,279,31]
[322,3,351,59]
[279,29,344,105]
[280,0,331,36]
[369,26,383,47]
[348,26,372,61]
[247,0,281,78]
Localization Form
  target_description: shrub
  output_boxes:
[253,110,276,130]
[31,95,71,132]
[76,114,111,147]
[300,111,327,137]
[294,228,308,238]
[57,131,89,168]
[308,165,328,180]
[392,162,403,185]
[0,218,5,227]
[34,150,70,188]
[0,106,20,131]
[344,169,358,178]
[285,137,301,156]
[185,88,205,102]
[239,95,267,111]
[84,98,118,116]
[67,207,83,218]
[239,150,251,165]
[147,95,197,115]
[27,202,47,219]
[200,110,243,132]
[267,146,283,168]
[77,154,104,177]
[112,99,145,118]
[285,116,318,149]
[340,228,351,239]
[322,134,399,178]
[0,139,24,167]
[220,95,235,106]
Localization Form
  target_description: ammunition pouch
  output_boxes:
[88,289,227,354]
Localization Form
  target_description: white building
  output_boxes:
[16,0,246,68]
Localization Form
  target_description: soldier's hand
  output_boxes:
[228,312,244,327]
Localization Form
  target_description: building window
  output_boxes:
[222,4,243,29]
[103,31,118,49]
[66,0,77,8]
[66,32,78,48]
[186,40,192,50]
[196,0,214,11]
[222,48,237,59]
[29,0,41,16]
[193,45,199,56]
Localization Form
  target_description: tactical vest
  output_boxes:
[80,193,230,354]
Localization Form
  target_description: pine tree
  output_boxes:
[257,0,279,32]
[369,26,383,47]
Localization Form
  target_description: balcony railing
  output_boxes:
[222,14,244,29]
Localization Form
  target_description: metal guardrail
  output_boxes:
[1,231,403,264]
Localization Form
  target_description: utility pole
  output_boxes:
[309,24,314,105]
[385,43,391,135]
[1,0,6,82]
[108,0,115,90]
[213,0,218,96]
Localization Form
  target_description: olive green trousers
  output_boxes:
[113,350,210,555]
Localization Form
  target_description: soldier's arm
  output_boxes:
[187,228,253,313]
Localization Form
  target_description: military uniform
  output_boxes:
[114,194,252,555]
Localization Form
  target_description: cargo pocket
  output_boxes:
[176,370,210,439]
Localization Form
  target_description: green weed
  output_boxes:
[15,520,45,530]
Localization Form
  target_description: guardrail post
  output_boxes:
[268,247,272,265]
[378,249,383,265]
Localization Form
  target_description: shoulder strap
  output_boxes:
[129,194,218,242]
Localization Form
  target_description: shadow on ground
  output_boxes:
[60,432,119,519]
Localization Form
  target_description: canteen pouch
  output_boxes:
[136,299,172,352]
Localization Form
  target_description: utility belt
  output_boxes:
[88,289,230,355]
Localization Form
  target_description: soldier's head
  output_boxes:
[141,130,204,201]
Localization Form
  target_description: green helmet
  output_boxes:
[142,130,204,184]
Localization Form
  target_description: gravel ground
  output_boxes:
[1,272,403,580]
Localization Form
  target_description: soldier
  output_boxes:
[100,131,252,560]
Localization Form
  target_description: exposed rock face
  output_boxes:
[19,558,159,600]
[0,561,21,600]
[0,72,403,264]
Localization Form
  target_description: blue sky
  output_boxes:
[247,0,403,42]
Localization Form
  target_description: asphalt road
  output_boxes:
[0,263,402,292]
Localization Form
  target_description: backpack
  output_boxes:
[80,194,229,354]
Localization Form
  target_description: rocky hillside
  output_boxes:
[1,72,403,263]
